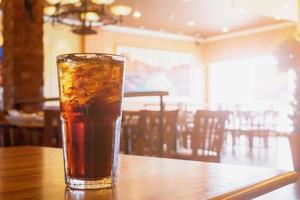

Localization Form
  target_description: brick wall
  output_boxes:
[2,0,44,111]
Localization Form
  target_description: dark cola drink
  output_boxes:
[57,53,124,189]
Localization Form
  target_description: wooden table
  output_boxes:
[0,147,297,200]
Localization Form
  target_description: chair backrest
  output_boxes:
[233,111,278,132]
[43,109,62,147]
[192,110,229,162]
[121,111,144,154]
[137,109,179,157]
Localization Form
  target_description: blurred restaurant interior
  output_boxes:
[3,0,300,199]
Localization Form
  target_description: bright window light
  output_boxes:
[209,55,293,132]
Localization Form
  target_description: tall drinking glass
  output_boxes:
[56,53,124,189]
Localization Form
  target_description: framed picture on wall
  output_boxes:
[117,46,196,97]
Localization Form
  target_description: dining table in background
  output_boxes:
[0,146,297,200]
[0,120,44,147]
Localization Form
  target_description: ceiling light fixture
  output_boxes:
[44,6,56,16]
[133,11,142,18]
[47,0,81,4]
[80,12,100,21]
[91,0,114,5]
[46,0,61,4]
[62,0,80,4]
[44,0,132,35]
[111,5,132,16]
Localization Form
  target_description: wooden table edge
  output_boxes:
[208,171,298,200]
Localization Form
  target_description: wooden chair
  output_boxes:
[236,111,255,147]
[0,111,13,146]
[250,110,279,148]
[0,122,18,147]
[177,110,194,149]
[224,111,241,145]
[0,111,36,147]
[121,111,143,154]
[175,110,229,163]
[43,109,62,147]
[225,110,278,148]
[225,111,255,147]
[141,110,179,157]
[162,110,179,157]
[122,110,179,157]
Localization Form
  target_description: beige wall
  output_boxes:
[204,26,296,64]
[84,30,202,56]
[43,23,82,98]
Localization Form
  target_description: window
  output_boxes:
[209,56,290,110]
[209,56,293,132]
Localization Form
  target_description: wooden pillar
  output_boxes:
[2,0,44,111]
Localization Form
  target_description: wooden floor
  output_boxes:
[222,135,293,170]
[221,136,299,199]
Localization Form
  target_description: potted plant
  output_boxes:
[275,38,300,171]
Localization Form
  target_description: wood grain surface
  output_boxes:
[0,147,297,200]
